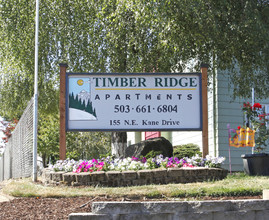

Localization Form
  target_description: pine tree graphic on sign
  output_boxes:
[69,78,97,120]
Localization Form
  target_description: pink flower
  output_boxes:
[183,163,194,168]
[92,159,98,164]
[131,156,139,161]
[95,164,104,171]
[166,163,177,168]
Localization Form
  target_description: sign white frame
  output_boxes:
[66,73,202,131]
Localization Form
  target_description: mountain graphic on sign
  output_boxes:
[69,90,97,119]
[77,90,91,104]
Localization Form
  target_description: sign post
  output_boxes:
[59,63,68,160]
[201,64,209,157]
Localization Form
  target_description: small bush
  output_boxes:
[144,150,163,159]
[99,152,112,159]
[173,143,202,159]
[170,189,205,198]
[207,188,261,197]
[146,190,162,198]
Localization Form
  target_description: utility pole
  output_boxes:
[33,0,39,182]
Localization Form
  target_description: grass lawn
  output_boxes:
[1,172,269,200]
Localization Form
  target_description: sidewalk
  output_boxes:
[0,180,14,203]
[0,192,13,202]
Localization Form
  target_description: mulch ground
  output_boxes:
[0,195,262,219]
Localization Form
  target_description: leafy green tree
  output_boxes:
[66,131,111,161]
[38,112,111,165]
[38,113,60,166]
[0,0,268,157]
[0,0,105,119]
[1,0,268,115]
[160,0,269,98]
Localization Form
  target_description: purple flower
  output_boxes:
[141,157,147,163]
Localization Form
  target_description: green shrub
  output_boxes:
[99,152,112,159]
[146,190,162,198]
[173,143,202,159]
[143,150,163,159]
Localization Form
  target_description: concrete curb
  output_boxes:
[43,167,228,187]
[69,199,269,220]
[263,189,269,200]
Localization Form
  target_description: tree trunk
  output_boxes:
[110,25,129,159]
[111,132,127,158]
[42,153,47,168]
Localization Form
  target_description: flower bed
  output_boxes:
[50,155,225,173]
[43,155,227,186]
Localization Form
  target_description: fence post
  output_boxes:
[0,156,3,181]
[9,144,12,179]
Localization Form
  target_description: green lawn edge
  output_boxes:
[1,173,269,200]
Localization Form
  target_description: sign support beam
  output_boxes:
[201,64,209,157]
[59,63,68,160]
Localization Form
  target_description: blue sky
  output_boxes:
[69,77,91,95]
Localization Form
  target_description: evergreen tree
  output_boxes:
[93,108,97,118]
[85,100,93,114]
[82,100,86,111]
[78,99,83,111]
[74,95,80,110]
[69,93,75,108]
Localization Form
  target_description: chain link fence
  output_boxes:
[0,98,34,181]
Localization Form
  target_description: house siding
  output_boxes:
[172,131,202,147]
[215,70,269,170]
[127,132,136,146]
[215,71,246,171]
[127,68,269,171]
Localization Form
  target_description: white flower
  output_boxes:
[109,164,115,170]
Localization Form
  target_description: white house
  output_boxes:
[127,69,269,171]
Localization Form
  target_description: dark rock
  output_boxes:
[125,137,173,158]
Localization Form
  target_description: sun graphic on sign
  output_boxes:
[77,79,84,86]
